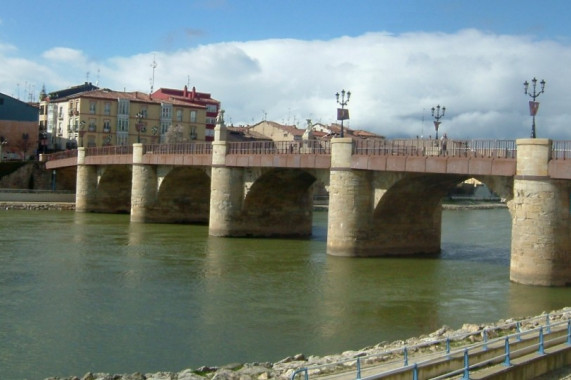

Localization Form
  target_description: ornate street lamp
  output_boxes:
[135,112,144,143]
[431,105,446,140]
[335,89,351,137]
[523,77,546,138]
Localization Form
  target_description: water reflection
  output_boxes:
[1,208,571,379]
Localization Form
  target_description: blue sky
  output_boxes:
[1,0,571,139]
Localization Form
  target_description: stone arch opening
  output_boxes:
[96,165,132,213]
[242,168,317,237]
[370,173,468,255]
[155,167,210,224]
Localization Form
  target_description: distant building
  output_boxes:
[0,92,39,160]
[48,88,208,149]
[40,82,100,151]
[152,85,221,141]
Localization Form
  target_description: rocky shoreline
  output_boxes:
[44,307,571,380]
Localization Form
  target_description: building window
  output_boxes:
[161,122,170,135]
[190,110,197,123]
[190,126,197,140]
[104,102,111,115]
[140,107,148,118]
[103,120,111,133]
[176,109,183,122]
[118,116,129,132]
[89,101,96,114]
[161,103,172,119]
[118,99,129,115]
[206,117,216,125]
[88,119,96,132]
[206,104,217,113]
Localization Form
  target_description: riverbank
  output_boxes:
[45,307,570,380]
[0,201,74,211]
[0,200,504,212]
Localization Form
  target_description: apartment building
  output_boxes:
[152,85,220,141]
[48,88,208,149]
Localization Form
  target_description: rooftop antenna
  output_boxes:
[187,75,191,88]
[86,71,90,83]
[150,56,157,94]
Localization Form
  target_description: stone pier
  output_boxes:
[75,147,97,212]
[510,138,571,286]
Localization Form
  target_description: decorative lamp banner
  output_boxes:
[529,101,540,116]
[337,108,350,121]
[433,121,441,131]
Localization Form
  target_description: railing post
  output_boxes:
[413,363,418,380]
[356,357,361,380]
[446,337,451,356]
[403,347,408,366]
[504,338,511,367]
[483,329,488,351]
[538,327,545,355]
[516,321,522,341]
[290,368,308,380]
[462,349,470,380]
[567,320,571,346]
[546,314,551,334]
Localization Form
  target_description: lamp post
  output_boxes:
[524,77,546,138]
[431,105,446,140]
[0,136,7,162]
[135,112,144,143]
[335,89,351,137]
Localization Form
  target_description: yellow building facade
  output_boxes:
[49,89,208,149]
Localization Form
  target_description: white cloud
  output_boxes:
[42,47,87,64]
[5,30,571,139]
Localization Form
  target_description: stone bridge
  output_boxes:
[43,123,571,287]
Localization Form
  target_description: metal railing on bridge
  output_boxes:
[227,140,331,155]
[552,140,571,160]
[353,139,517,159]
[86,145,133,156]
[142,142,213,155]
[43,139,571,163]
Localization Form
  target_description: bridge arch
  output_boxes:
[241,168,317,237]
[153,166,211,223]
[94,165,132,213]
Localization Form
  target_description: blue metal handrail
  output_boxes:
[289,312,571,380]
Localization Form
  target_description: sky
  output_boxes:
[1,0,571,139]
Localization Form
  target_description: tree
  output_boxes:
[164,124,186,144]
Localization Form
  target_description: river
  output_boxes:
[1,208,570,379]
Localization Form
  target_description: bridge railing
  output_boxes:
[142,142,213,155]
[85,145,133,156]
[552,140,571,160]
[227,140,331,155]
[41,149,78,161]
[353,139,517,159]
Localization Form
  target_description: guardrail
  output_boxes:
[552,140,571,160]
[353,139,517,159]
[290,312,570,380]
[143,142,213,155]
[39,139,571,163]
[227,140,331,155]
[86,145,133,156]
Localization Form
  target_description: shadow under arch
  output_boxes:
[241,168,317,237]
[154,166,210,224]
[371,173,469,255]
[96,165,132,213]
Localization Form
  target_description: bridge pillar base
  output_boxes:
[75,148,97,212]
[130,163,158,223]
[209,166,245,236]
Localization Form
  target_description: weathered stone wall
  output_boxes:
[511,139,571,286]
